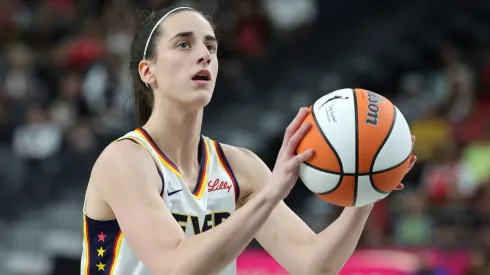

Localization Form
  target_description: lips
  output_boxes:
[192,70,211,81]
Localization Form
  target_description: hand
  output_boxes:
[393,135,417,191]
[266,107,315,201]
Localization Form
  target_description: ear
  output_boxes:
[138,60,155,87]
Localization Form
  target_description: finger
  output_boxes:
[287,122,312,155]
[411,135,416,151]
[282,107,310,146]
[407,155,417,172]
[395,183,404,190]
[292,148,315,167]
[411,155,417,165]
[283,107,310,145]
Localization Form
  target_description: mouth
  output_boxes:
[192,70,211,82]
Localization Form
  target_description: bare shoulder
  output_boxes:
[90,140,160,189]
[219,143,260,166]
[219,143,272,205]
[84,140,162,220]
[92,140,144,173]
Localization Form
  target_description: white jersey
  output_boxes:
[81,128,240,275]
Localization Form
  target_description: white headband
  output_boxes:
[143,6,195,60]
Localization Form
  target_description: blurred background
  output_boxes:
[0,0,489,274]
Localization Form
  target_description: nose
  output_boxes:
[196,45,211,66]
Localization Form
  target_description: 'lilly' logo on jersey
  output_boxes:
[208,178,232,193]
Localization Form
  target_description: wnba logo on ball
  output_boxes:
[365,91,385,125]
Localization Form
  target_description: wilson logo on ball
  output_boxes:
[365,91,385,125]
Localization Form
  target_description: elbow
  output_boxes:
[151,239,189,275]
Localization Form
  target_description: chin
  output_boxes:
[182,90,213,110]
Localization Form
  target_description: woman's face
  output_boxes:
[141,11,219,110]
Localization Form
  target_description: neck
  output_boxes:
[144,102,203,173]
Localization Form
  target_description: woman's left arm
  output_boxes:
[222,139,415,275]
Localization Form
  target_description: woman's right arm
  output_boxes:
[93,141,277,274]
[91,109,313,275]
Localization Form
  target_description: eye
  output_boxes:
[206,44,218,53]
[177,42,191,49]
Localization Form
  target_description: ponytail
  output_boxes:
[133,85,154,126]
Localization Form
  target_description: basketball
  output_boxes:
[296,88,412,207]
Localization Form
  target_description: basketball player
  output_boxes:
[81,6,416,275]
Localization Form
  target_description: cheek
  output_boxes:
[157,60,184,81]
[211,58,219,76]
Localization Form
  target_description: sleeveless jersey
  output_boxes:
[80,128,240,275]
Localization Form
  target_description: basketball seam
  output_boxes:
[310,104,344,195]
[302,155,411,176]
[373,153,411,174]
[369,104,405,194]
[352,89,359,206]
[370,153,412,194]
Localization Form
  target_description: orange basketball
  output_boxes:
[296,88,412,207]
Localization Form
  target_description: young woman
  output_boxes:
[81,6,415,275]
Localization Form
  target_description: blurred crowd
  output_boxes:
[1,0,490,274]
[0,0,301,214]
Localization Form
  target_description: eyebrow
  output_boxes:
[169,31,217,42]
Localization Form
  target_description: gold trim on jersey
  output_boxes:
[82,215,90,275]
[119,128,211,200]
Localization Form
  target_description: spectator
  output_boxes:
[12,105,61,160]
[234,0,270,57]
[2,44,46,107]
[64,17,106,70]
[420,139,475,203]
[12,105,62,204]
[461,124,490,188]
[433,45,475,122]
[395,72,436,123]
[49,72,88,133]
[263,0,316,35]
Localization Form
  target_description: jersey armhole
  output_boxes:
[117,137,165,197]
[214,141,240,201]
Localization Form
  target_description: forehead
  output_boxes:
[159,11,214,39]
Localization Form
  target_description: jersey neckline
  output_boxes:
[135,127,210,198]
